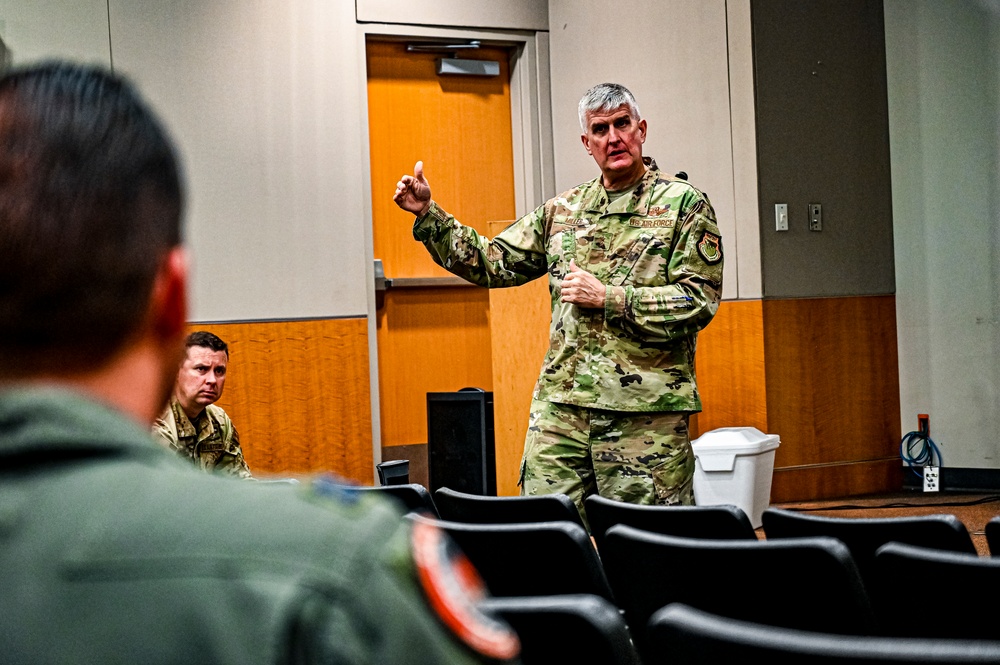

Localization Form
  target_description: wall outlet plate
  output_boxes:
[923,466,939,492]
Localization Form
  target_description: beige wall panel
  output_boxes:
[109,0,368,321]
[0,0,110,66]
[547,0,739,299]
[725,0,763,300]
[356,0,547,31]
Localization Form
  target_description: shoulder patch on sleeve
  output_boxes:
[411,518,520,661]
[697,230,723,264]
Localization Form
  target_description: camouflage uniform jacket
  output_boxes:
[0,388,519,664]
[413,159,723,412]
[152,397,253,479]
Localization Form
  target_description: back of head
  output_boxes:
[0,62,182,378]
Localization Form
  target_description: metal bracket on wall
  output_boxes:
[373,259,474,310]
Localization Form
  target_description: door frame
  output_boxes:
[356,23,555,479]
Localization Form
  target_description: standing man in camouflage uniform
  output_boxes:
[153,331,253,479]
[393,83,723,513]
[0,62,519,664]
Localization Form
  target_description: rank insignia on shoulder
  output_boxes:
[697,230,723,264]
[410,517,520,661]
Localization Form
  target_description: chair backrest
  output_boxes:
[584,494,756,553]
[346,483,439,517]
[646,603,1000,665]
[872,542,1000,639]
[418,516,614,601]
[984,516,1000,555]
[762,508,976,587]
[601,524,875,659]
[434,486,586,529]
[376,459,410,486]
[479,594,641,665]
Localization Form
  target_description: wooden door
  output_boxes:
[366,40,517,470]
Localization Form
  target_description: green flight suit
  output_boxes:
[0,388,517,665]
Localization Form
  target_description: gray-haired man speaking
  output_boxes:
[393,83,724,514]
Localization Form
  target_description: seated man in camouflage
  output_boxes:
[153,331,252,478]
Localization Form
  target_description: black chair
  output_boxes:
[984,516,1000,555]
[646,603,1000,664]
[345,483,439,516]
[411,515,614,601]
[479,595,641,665]
[434,486,587,530]
[601,525,875,659]
[872,541,1000,639]
[762,508,976,588]
[376,459,410,486]
[584,494,756,553]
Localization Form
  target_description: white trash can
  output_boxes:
[691,427,780,529]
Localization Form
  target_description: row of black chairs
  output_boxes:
[478,595,1000,665]
[346,483,1000,661]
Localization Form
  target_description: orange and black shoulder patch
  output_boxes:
[697,230,723,264]
[411,518,520,661]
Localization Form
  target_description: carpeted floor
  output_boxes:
[764,490,1000,555]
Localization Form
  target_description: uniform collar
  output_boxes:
[169,396,216,442]
[579,157,660,215]
[0,387,163,462]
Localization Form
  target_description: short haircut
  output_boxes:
[578,82,642,131]
[0,62,183,377]
[186,331,228,357]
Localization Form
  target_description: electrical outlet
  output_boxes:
[923,466,939,492]
[918,413,930,438]
[808,203,822,231]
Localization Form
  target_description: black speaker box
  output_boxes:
[426,388,496,495]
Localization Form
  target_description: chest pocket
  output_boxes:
[607,215,677,287]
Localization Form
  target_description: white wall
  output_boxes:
[108,0,369,322]
[0,0,110,66]
[546,0,760,300]
[885,0,1000,468]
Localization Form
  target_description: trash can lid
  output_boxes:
[691,427,780,456]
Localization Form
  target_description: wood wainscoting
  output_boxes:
[693,295,902,501]
[761,296,902,501]
[183,318,373,483]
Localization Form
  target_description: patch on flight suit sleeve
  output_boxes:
[696,230,723,264]
[411,517,520,661]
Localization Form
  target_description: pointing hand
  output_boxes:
[393,160,432,217]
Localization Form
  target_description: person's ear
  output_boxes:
[581,133,593,155]
[638,118,647,143]
[149,246,188,343]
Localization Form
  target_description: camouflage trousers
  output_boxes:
[518,399,695,518]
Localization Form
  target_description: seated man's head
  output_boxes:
[175,331,229,419]
[0,62,187,420]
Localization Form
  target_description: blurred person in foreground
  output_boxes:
[0,61,518,665]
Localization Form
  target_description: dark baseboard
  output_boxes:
[902,466,1000,492]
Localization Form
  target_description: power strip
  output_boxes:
[923,466,940,492]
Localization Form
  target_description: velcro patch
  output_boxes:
[411,518,520,661]
[697,230,723,264]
